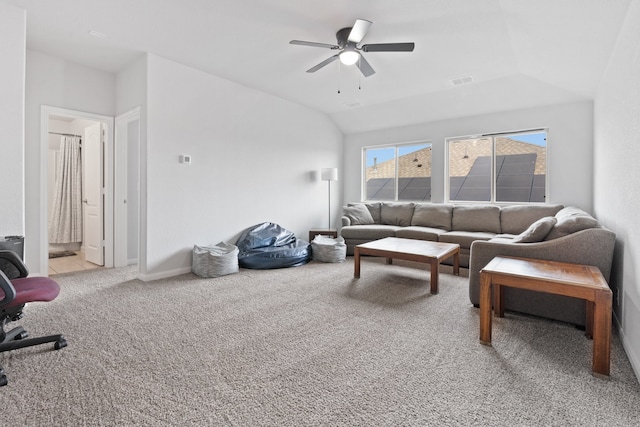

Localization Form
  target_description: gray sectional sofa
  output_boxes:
[340,202,615,326]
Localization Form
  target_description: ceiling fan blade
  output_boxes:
[355,54,375,77]
[362,42,415,52]
[306,54,339,73]
[290,40,339,49]
[348,19,373,44]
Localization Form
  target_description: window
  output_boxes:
[447,130,547,203]
[363,142,432,201]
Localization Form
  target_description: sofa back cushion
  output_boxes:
[452,205,501,233]
[342,204,375,225]
[381,202,415,226]
[500,204,564,234]
[348,202,381,224]
[512,216,557,243]
[545,206,599,240]
[411,203,453,230]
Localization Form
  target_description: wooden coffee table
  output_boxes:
[479,256,612,378]
[354,237,460,294]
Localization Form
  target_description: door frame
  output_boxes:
[114,106,141,268]
[40,105,115,275]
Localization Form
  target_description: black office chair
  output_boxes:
[0,250,67,386]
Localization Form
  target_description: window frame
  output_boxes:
[445,128,548,204]
[362,140,432,202]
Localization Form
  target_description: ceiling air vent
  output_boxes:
[450,75,473,86]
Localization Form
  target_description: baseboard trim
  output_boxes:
[138,266,192,282]
[614,310,640,383]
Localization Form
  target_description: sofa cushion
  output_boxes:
[340,225,401,240]
[439,231,496,249]
[492,233,518,240]
[381,202,415,226]
[512,216,557,243]
[411,203,453,230]
[451,205,501,233]
[555,206,591,222]
[342,204,375,225]
[396,226,447,242]
[500,204,564,234]
[545,207,599,240]
[488,235,517,243]
[349,202,382,224]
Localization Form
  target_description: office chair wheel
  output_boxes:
[15,331,29,340]
[0,370,7,387]
[54,336,67,350]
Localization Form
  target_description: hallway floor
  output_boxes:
[49,251,102,276]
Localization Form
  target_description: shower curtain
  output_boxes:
[49,136,83,244]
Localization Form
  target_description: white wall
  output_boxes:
[0,3,26,238]
[24,50,116,272]
[142,54,343,280]
[116,54,147,116]
[594,0,640,379]
[344,101,594,211]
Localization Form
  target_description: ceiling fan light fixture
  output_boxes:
[339,49,359,65]
[291,19,415,77]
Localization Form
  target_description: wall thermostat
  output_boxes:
[179,155,192,164]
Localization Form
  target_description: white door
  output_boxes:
[114,108,140,268]
[83,122,104,265]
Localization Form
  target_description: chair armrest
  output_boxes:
[0,250,29,279]
[0,270,17,307]
[341,216,351,227]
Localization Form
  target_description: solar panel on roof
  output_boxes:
[366,153,545,203]
[451,154,545,202]
[398,177,430,201]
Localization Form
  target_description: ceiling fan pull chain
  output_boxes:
[337,60,341,94]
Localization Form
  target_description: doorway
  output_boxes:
[47,115,104,274]
[40,106,115,276]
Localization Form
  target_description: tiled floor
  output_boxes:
[48,251,103,276]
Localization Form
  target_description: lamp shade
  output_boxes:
[321,168,338,181]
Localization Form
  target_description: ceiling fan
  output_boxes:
[289,19,415,77]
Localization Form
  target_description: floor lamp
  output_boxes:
[321,168,338,229]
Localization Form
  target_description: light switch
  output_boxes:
[179,155,192,164]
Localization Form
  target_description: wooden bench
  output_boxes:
[479,256,612,378]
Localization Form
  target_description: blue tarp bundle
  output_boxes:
[236,222,311,269]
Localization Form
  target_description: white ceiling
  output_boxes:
[6,0,631,134]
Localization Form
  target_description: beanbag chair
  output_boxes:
[192,242,239,278]
[311,235,347,263]
[236,222,311,269]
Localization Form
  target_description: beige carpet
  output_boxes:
[2,258,639,426]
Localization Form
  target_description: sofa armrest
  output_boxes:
[341,216,351,227]
[468,227,616,305]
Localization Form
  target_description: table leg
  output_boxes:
[430,259,438,294]
[386,258,393,265]
[494,283,505,318]
[585,300,594,339]
[592,290,612,377]
[479,272,492,345]
[453,251,460,276]
[354,248,361,278]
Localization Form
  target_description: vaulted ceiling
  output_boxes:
[6,0,631,134]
